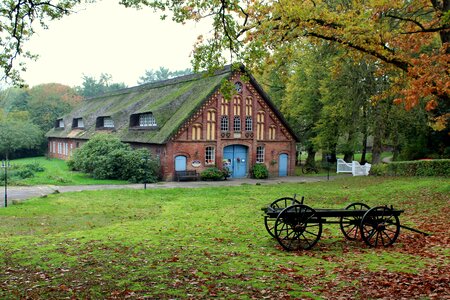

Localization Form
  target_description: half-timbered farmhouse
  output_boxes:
[46,66,299,180]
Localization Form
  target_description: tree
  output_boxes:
[121,0,449,128]
[137,67,192,84]
[27,83,82,132]
[0,110,42,159]
[0,0,83,84]
[76,73,127,98]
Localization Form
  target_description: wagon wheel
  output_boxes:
[274,204,322,251]
[264,197,301,238]
[339,202,370,241]
[360,206,400,247]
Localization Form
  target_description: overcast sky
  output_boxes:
[21,1,210,88]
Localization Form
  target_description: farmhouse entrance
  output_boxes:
[223,145,248,178]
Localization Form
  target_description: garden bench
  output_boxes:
[336,159,371,176]
[174,170,199,181]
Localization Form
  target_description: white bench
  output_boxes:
[337,159,371,176]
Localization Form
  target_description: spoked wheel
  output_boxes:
[339,202,370,240]
[274,204,322,251]
[264,197,301,238]
[360,206,400,247]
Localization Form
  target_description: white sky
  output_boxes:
[21,1,210,88]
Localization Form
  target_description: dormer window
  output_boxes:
[96,116,114,129]
[129,112,158,129]
[139,113,157,127]
[72,118,84,129]
[55,118,64,129]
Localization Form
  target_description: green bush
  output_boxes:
[69,134,160,182]
[368,164,387,176]
[200,167,227,181]
[251,164,269,179]
[369,159,450,177]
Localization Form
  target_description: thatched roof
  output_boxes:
[46,65,299,144]
[46,67,232,144]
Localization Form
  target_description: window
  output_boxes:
[269,125,276,140]
[73,118,84,128]
[192,124,202,140]
[206,109,216,140]
[245,116,252,131]
[56,119,64,129]
[205,146,215,165]
[235,82,243,93]
[245,97,252,116]
[139,113,157,127]
[233,96,241,115]
[221,98,229,115]
[103,117,114,128]
[234,116,241,132]
[256,146,265,163]
[221,116,229,132]
[257,111,265,140]
[97,116,114,128]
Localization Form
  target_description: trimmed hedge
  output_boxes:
[370,159,450,177]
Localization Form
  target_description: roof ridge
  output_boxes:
[86,65,233,101]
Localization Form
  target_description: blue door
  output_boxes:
[223,145,248,178]
[279,154,288,177]
[174,155,187,171]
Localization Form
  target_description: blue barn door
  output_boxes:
[223,145,248,178]
[174,155,187,171]
[279,153,288,177]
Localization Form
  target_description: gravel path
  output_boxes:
[1,176,335,207]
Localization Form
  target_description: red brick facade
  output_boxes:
[48,72,297,180]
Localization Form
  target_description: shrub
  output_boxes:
[368,164,387,176]
[200,167,227,181]
[251,164,268,179]
[69,134,160,182]
[369,159,450,177]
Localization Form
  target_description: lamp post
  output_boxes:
[2,159,10,208]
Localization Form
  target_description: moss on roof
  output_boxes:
[46,68,231,144]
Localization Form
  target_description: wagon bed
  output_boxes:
[263,196,427,251]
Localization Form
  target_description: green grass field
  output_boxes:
[8,157,128,186]
[0,176,448,299]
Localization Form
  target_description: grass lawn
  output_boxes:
[0,176,448,299]
[8,157,128,186]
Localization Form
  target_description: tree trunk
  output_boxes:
[372,128,382,164]
[360,106,368,164]
[305,148,316,167]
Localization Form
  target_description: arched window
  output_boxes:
[233,96,241,115]
[191,124,202,140]
[257,111,265,140]
[269,125,276,140]
[206,109,216,140]
[245,96,252,116]
[221,98,229,115]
